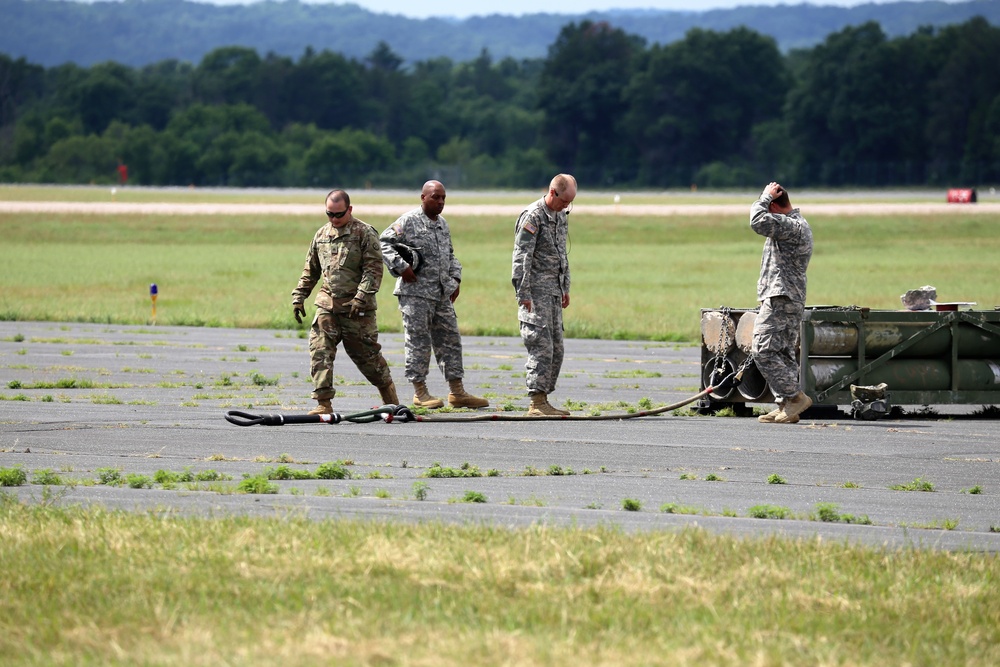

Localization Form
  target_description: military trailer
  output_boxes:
[699,306,1000,418]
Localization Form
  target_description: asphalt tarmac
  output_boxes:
[2,321,999,551]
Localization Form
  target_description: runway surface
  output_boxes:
[2,321,999,551]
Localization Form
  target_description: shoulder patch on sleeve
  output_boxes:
[391,222,403,235]
[523,220,537,234]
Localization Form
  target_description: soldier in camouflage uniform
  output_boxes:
[379,180,488,409]
[291,189,398,415]
[511,174,576,416]
[750,182,814,424]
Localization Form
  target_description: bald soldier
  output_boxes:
[512,174,576,417]
[291,189,398,414]
[380,181,488,409]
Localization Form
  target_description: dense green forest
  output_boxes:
[1,17,999,189]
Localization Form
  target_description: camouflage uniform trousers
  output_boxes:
[398,295,464,384]
[751,295,804,401]
[309,307,392,400]
[519,294,564,395]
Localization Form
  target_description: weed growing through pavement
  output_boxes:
[374,489,391,499]
[412,481,429,501]
[263,465,314,481]
[660,503,702,515]
[237,475,278,494]
[767,473,787,485]
[459,490,487,503]
[423,462,482,478]
[704,473,724,482]
[889,477,935,492]
[903,518,960,530]
[622,498,642,511]
[0,466,28,486]
[748,504,790,519]
[962,485,983,494]
[155,469,230,484]
[842,481,860,488]
[812,502,872,525]
[316,461,353,479]
[32,469,63,485]
[126,474,153,489]
[96,467,122,486]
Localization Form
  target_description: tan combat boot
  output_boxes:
[378,380,399,406]
[412,381,444,409]
[757,402,786,423]
[308,398,333,415]
[447,379,489,409]
[775,392,813,424]
[525,393,568,417]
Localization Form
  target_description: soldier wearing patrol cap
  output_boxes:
[512,174,576,417]
[291,189,398,415]
[380,180,488,410]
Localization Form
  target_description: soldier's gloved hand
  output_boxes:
[293,304,306,324]
[401,266,418,283]
[348,298,365,318]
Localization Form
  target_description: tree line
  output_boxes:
[1,17,998,189]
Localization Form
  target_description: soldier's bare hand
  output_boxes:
[520,299,533,313]
[562,293,570,309]
[401,266,418,283]
[450,285,460,303]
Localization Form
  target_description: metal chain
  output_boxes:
[712,306,732,375]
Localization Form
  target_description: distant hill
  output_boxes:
[2,0,999,67]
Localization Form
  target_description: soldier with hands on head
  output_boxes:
[750,181,814,424]
[379,180,488,410]
[291,189,398,415]
[512,173,576,417]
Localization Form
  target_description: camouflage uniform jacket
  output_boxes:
[379,208,462,300]
[511,197,570,301]
[750,194,813,305]
[291,218,383,313]
[750,195,812,305]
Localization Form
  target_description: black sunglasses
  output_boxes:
[326,209,349,219]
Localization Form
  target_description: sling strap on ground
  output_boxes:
[224,372,737,426]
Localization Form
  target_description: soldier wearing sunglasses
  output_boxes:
[291,189,398,414]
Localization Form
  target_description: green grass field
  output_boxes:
[3,187,999,665]
[2,498,998,667]
[2,194,998,341]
